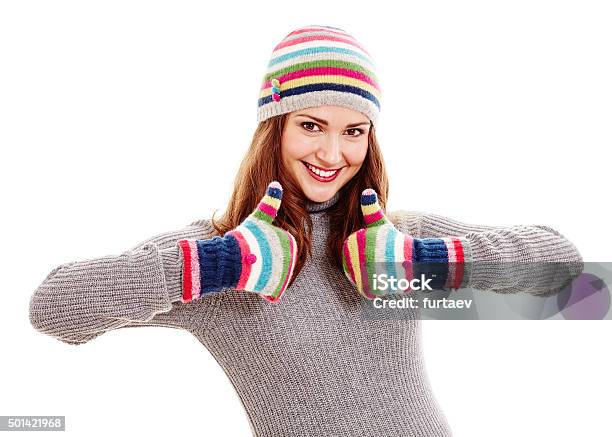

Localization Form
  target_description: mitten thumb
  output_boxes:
[249,181,283,224]
[361,188,392,228]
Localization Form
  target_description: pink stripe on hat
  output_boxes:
[261,67,379,92]
[286,26,353,39]
[274,34,370,57]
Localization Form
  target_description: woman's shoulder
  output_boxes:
[186,217,214,229]
[386,209,425,222]
[385,209,426,236]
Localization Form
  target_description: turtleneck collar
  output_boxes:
[304,191,341,213]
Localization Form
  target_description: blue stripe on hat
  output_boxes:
[258,83,380,109]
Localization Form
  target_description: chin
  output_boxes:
[295,164,351,203]
[301,185,339,203]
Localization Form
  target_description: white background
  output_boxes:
[2,1,611,436]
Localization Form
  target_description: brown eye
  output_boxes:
[346,128,364,137]
[301,122,320,132]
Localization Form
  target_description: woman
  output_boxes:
[29,25,583,436]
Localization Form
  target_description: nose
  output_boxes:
[315,134,343,167]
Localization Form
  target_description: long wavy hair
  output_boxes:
[210,112,389,288]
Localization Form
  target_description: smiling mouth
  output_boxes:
[301,161,343,182]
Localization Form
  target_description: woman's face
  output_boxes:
[281,105,371,203]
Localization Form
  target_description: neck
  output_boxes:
[304,191,341,213]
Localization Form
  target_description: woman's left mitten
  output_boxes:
[341,188,471,299]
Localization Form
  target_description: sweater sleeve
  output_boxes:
[28,218,219,346]
[388,210,584,295]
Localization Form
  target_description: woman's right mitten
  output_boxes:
[177,181,297,303]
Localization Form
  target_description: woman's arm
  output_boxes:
[388,210,584,295]
[28,218,218,345]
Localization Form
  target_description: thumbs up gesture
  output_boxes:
[341,188,470,299]
[178,181,297,303]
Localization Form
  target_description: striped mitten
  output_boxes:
[178,181,297,303]
[341,188,472,300]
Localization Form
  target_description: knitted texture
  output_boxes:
[29,196,584,436]
[257,24,381,127]
[178,181,297,303]
[342,189,471,299]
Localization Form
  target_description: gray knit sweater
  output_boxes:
[29,193,583,437]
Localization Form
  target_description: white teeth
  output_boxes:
[306,163,338,178]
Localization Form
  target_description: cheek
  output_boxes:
[280,131,298,166]
[344,142,369,166]
[281,130,318,160]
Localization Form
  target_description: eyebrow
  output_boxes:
[295,114,371,128]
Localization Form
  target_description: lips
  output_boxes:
[301,161,342,183]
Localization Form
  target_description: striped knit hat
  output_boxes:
[257,24,381,127]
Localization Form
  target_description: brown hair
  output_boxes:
[210,113,389,288]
